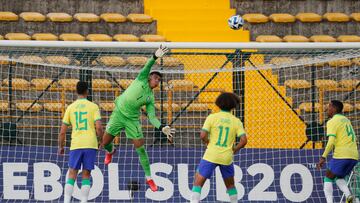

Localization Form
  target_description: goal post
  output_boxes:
[0,41,359,202]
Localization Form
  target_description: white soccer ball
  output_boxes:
[228,15,244,30]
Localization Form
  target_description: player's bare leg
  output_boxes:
[64,169,78,203]
[191,172,207,203]
[224,177,237,203]
[102,132,116,165]
[80,170,91,203]
[132,138,157,192]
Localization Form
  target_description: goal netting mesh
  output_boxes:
[0,43,359,202]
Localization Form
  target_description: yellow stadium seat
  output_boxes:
[127,56,147,66]
[328,59,352,67]
[299,103,320,112]
[47,13,72,22]
[182,103,209,112]
[284,80,311,89]
[338,80,360,88]
[270,57,293,65]
[310,35,336,42]
[0,101,8,111]
[127,13,153,23]
[343,103,354,112]
[283,35,309,42]
[255,35,282,42]
[355,103,360,111]
[58,79,79,90]
[315,80,338,89]
[269,13,296,23]
[100,13,126,23]
[337,35,360,42]
[168,80,195,90]
[46,56,71,65]
[74,13,100,22]
[94,56,126,66]
[350,13,360,22]
[0,55,12,65]
[116,79,133,89]
[352,58,360,66]
[19,12,46,22]
[86,34,112,41]
[113,34,139,42]
[0,12,18,21]
[5,33,31,40]
[2,78,30,90]
[323,13,350,22]
[43,103,65,112]
[92,79,112,88]
[16,102,42,112]
[59,33,85,41]
[100,102,115,112]
[0,35,3,40]
[32,33,58,41]
[31,78,57,90]
[140,34,166,42]
[155,103,181,112]
[295,13,322,22]
[242,13,268,23]
[156,57,181,67]
[17,55,43,64]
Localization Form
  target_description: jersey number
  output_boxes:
[74,112,88,131]
[346,124,355,142]
[216,126,230,147]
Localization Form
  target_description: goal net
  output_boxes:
[0,42,359,202]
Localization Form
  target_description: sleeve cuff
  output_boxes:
[94,118,101,122]
[201,128,209,133]
[63,121,70,126]
[238,133,246,137]
[327,134,336,137]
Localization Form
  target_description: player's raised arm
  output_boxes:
[136,45,169,81]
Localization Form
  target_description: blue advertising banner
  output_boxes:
[0,146,341,202]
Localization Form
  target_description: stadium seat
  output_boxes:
[181,103,209,112]
[255,35,282,42]
[113,34,139,42]
[47,13,72,22]
[32,33,58,41]
[352,58,360,66]
[283,35,309,42]
[0,55,12,65]
[0,12,18,21]
[342,103,354,112]
[2,78,30,90]
[92,79,112,88]
[242,13,269,23]
[315,80,338,89]
[16,102,42,112]
[328,59,352,67]
[0,101,8,111]
[270,57,293,65]
[127,13,153,23]
[155,103,181,112]
[43,103,65,112]
[127,56,147,66]
[94,56,127,66]
[116,79,133,89]
[86,34,112,41]
[140,34,166,42]
[298,102,320,112]
[46,56,71,65]
[17,55,44,64]
[355,103,360,111]
[338,79,360,89]
[5,33,31,40]
[31,78,57,90]
[284,80,311,89]
[156,57,181,66]
[59,33,85,41]
[323,13,350,22]
[309,35,336,42]
[168,80,195,90]
[295,13,322,22]
[269,13,296,23]
[58,79,79,90]
[0,35,3,40]
[100,102,115,112]
[100,13,126,23]
[337,35,360,42]
[350,13,360,22]
[74,13,100,22]
[19,12,46,22]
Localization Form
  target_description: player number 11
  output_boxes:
[216,126,230,147]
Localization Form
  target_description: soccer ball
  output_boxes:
[228,15,244,30]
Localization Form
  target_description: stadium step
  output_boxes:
[144,0,230,9]
[157,19,231,31]
[160,30,250,42]
[148,9,235,19]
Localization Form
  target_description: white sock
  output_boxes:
[190,192,200,203]
[64,183,74,203]
[336,178,351,198]
[80,185,90,203]
[229,194,237,203]
[324,182,333,203]
[146,176,152,180]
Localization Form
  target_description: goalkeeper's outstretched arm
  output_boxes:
[136,45,169,81]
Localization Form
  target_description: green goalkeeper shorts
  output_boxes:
[105,108,143,140]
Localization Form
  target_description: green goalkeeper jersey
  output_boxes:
[114,57,161,128]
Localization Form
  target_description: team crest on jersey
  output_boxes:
[146,96,151,103]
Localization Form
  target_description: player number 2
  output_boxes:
[74,111,88,131]
[346,124,355,142]
[216,126,230,147]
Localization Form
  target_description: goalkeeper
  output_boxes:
[101,45,175,192]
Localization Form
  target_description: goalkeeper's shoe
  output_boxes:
[346,195,354,203]
[146,179,158,192]
[104,148,116,165]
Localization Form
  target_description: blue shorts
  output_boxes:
[329,158,358,178]
[69,149,97,170]
[197,159,234,179]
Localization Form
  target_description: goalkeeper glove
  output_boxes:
[159,125,175,143]
[153,45,169,59]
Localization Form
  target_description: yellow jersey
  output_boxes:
[326,114,358,160]
[62,98,101,150]
[202,111,246,165]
